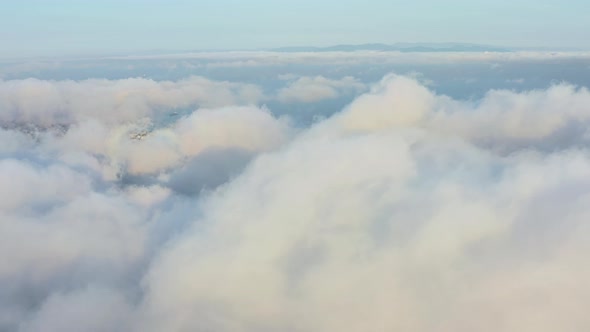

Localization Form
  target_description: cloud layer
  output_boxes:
[2,73,590,331]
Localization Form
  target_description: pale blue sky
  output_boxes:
[1,0,589,58]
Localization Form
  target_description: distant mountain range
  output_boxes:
[269,43,511,53]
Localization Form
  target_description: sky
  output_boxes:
[1,0,589,58]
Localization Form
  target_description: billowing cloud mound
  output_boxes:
[277,75,365,103]
[339,75,590,151]
[2,74,590,332]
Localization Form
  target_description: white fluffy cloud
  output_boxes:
[138,75,590,332]
[338,74,590,151]
[277,76,365,103]
[19,287,134,332]
[0,77,290,331]
[2,73,590,332]
[0,77,264,126]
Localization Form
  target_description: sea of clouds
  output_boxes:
[2,55,590,331]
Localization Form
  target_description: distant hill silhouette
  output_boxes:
[270,43,510,52]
